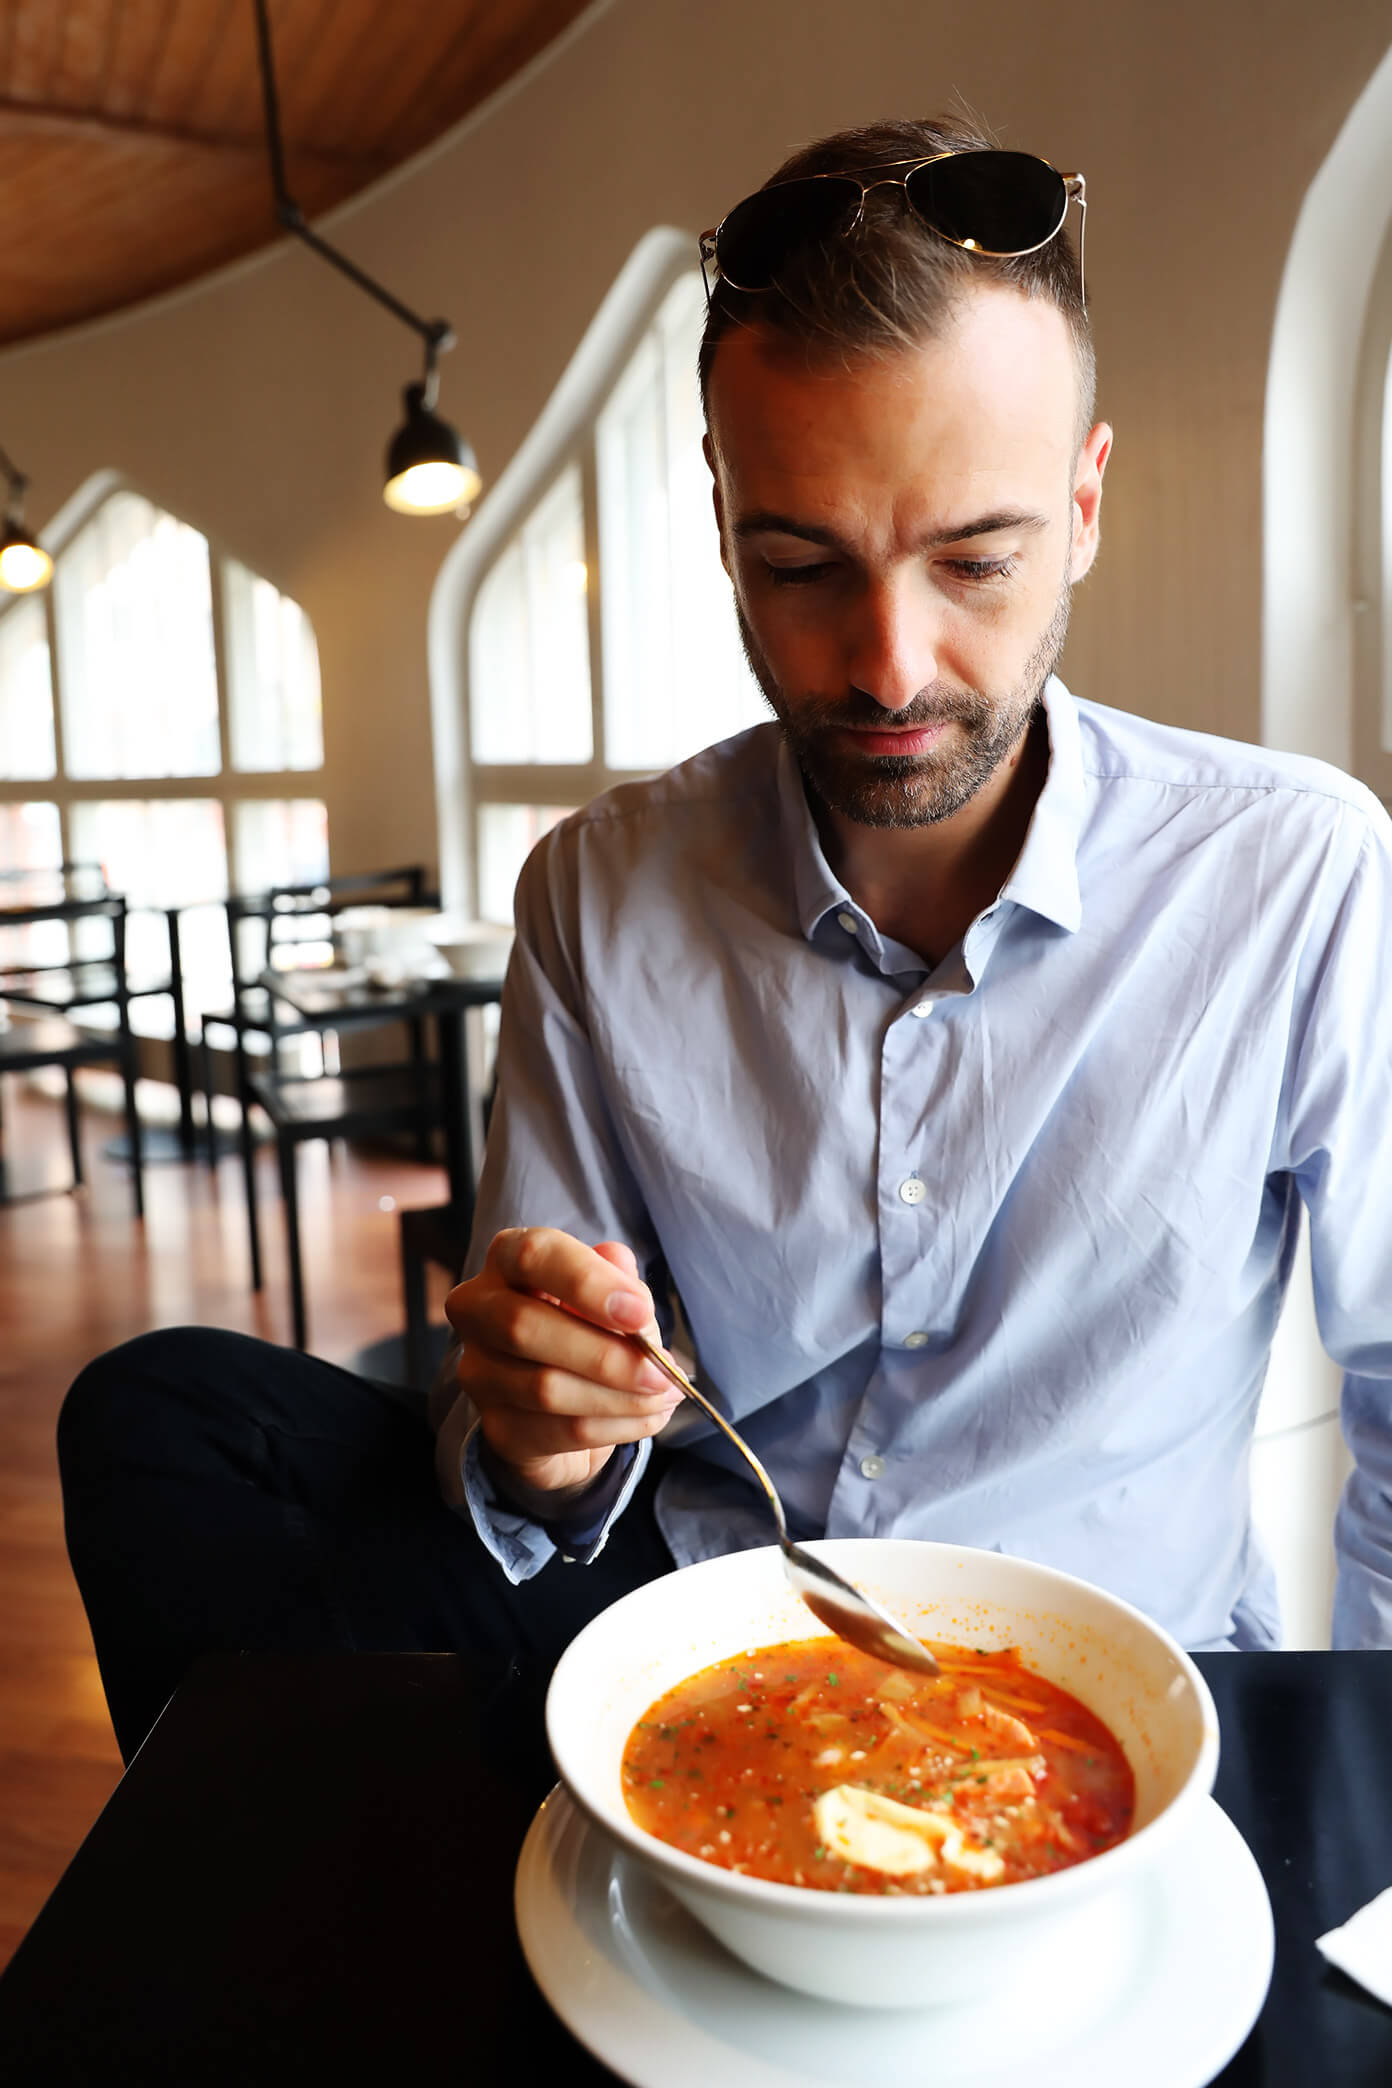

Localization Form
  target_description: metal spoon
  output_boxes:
[630,1333,939,1677]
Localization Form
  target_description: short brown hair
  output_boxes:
[699,114,1095,449]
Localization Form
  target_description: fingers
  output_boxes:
[442,1225,681,1493]
[489,1226,655,1335]
[473,1358,681,1465]
[470,1286,672,1398]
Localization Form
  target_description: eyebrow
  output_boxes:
[732,507,1052,551]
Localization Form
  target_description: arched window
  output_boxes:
[0,484,327,1020]
[1257,43,1392,1649]
[1353,217,1392,801]
[440,243,764,923]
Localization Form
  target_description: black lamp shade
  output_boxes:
[383,381,482,515]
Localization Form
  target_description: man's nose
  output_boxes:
[845,576,939,711]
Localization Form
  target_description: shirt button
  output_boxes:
[837,911,859,933]
[909,999,935,1019]
[860,1455,886,1480]
[898,1176,927,1206]
[903,1331,929,1349]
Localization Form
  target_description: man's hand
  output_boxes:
[443,1228,681,1502]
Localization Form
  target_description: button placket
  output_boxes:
[863,977,956,1534]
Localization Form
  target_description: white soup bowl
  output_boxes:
[546,1539,1219,2009]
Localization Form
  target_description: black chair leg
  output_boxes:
[199,1036,219,1170]
[401,1214,430,1391]
[63,1067,83,1186]
[239,1107,263,1296]
[119,1043,144,1221]
[409,1017,431,1162]
[279,1133,308,1351]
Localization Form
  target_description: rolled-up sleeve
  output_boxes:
[433,825,662,1581]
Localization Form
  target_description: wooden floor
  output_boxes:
[0,1078,456,1972]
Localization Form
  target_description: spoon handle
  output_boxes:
[627,1332,790,1546]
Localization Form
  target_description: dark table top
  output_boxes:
[1,1651,1388,2086]
[257,965,505,1026]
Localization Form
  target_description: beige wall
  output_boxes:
[3,0,1389,882]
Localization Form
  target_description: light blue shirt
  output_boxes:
[449,677,1392,1650]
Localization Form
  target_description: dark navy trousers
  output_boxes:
[57,1327,673,1763]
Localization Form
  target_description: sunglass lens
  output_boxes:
[716,177,864,290]
[906,151,1066,254]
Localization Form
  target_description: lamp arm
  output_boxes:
[0,446,26,501]
[252,0,454,381]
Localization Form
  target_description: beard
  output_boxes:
[736,582,1072,830]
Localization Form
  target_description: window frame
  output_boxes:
[429,227,703,921]
[1353,209,1392,804]
[0,475,326,895]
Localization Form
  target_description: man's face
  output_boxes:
[704,288,1109,829]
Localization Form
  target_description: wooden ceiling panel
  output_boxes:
[74,1,167,121]
[6,1,66,104]
[141,0,251,133]
[292,0,412,159]
[325,15,453,162]
[0,0,594,346]
[174,0,250,135]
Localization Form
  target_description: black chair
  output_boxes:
[400,1203,472,1391]
[0,891,144,1214]
[243,1000,442,1352]
[218,870,442,1351]
[1,885,199,1158]
[197,865,438,1167]
[398,1065,502,1388]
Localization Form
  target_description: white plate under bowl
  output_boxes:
[515,1785,1272,2088]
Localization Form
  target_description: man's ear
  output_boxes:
[704,431,731,577]
[1069,421,1113,584]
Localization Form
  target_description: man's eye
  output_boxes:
[765,562,835,587]
[944,556,1018,583]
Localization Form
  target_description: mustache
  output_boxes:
[792,686,989,733]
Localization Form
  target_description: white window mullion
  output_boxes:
[461,263,765,927]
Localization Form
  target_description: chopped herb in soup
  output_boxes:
[622,1640,1133,1895]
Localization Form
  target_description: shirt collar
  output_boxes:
[999,675,1085,934]
[779,674,1087,946]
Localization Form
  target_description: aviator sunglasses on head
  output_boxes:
[700,149,1087,309]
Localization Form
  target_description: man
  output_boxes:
[60,116,1392,1764]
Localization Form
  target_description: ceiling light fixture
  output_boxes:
[252,0,482,519]
[0,448,54,593]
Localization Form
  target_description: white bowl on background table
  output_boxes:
[423,916,514,980]
[545,1539,1221,2010]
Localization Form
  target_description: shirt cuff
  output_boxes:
[457,1423,652,1585]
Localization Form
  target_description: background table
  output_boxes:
[257,966,505,1213]
[1,1652,1388,2085]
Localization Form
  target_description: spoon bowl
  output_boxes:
[630,1334,939,1677]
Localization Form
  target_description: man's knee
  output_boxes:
[58,1327,245,1481]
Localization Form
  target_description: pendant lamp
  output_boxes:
[254,0,481,518]
[0,449,53,593]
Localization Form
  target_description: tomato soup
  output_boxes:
[622,1639,1133,1895]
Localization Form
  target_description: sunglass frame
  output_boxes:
[699,151,1087,309]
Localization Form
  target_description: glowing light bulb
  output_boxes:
[0,538,52,591]
[383,458,482,517]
